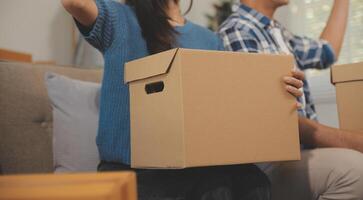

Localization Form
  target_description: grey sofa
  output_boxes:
[0,62,102,174]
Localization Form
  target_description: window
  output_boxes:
[287,0,363,64]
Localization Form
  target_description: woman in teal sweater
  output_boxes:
[62,0,304,199]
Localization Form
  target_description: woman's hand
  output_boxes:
[283,69,305,108]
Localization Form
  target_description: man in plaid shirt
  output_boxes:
[219,4,337,120]
[219,1,363,200]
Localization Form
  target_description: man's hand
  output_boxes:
[298,116,363,153]
[283,69,304,108]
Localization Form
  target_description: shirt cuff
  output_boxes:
[320,39,336,68]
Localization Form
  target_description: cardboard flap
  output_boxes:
[124,48,179,83]
[332,62,363,84]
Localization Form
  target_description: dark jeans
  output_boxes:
[98,161,271,200]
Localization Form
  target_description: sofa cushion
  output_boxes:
[45,72,100,172]
[0,62,102,174]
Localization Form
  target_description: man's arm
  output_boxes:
[320,0,350,58]
[62,0,98,27]
[299,116,363,153]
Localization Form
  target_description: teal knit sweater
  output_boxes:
[76,0,224,165]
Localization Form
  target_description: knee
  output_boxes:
[326,149,363,199]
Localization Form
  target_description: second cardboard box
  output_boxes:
[332,62,363,132]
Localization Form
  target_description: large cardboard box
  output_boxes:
[332,62,363,131]
[0,172,137,200]
[125,48,301,169]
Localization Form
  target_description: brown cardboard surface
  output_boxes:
[332,62,363,84]
[125,48,301,169]
[332,62,363,131]
[0,172,137,200]
[125,48,179,83]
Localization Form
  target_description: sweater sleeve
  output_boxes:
[74,0,119,52]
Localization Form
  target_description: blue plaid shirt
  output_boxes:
[218,4,336,120]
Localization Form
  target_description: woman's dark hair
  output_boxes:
[126,0,193,54]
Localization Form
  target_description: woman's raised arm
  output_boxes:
[62,0,98,27]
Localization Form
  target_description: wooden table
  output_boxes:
[0,172,137,200]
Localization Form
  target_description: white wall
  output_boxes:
[0,0,301,65]
[0,0,74,65]
[181,0,221,27]
[0,0,223,66]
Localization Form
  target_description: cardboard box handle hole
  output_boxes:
[145,81,164,94]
